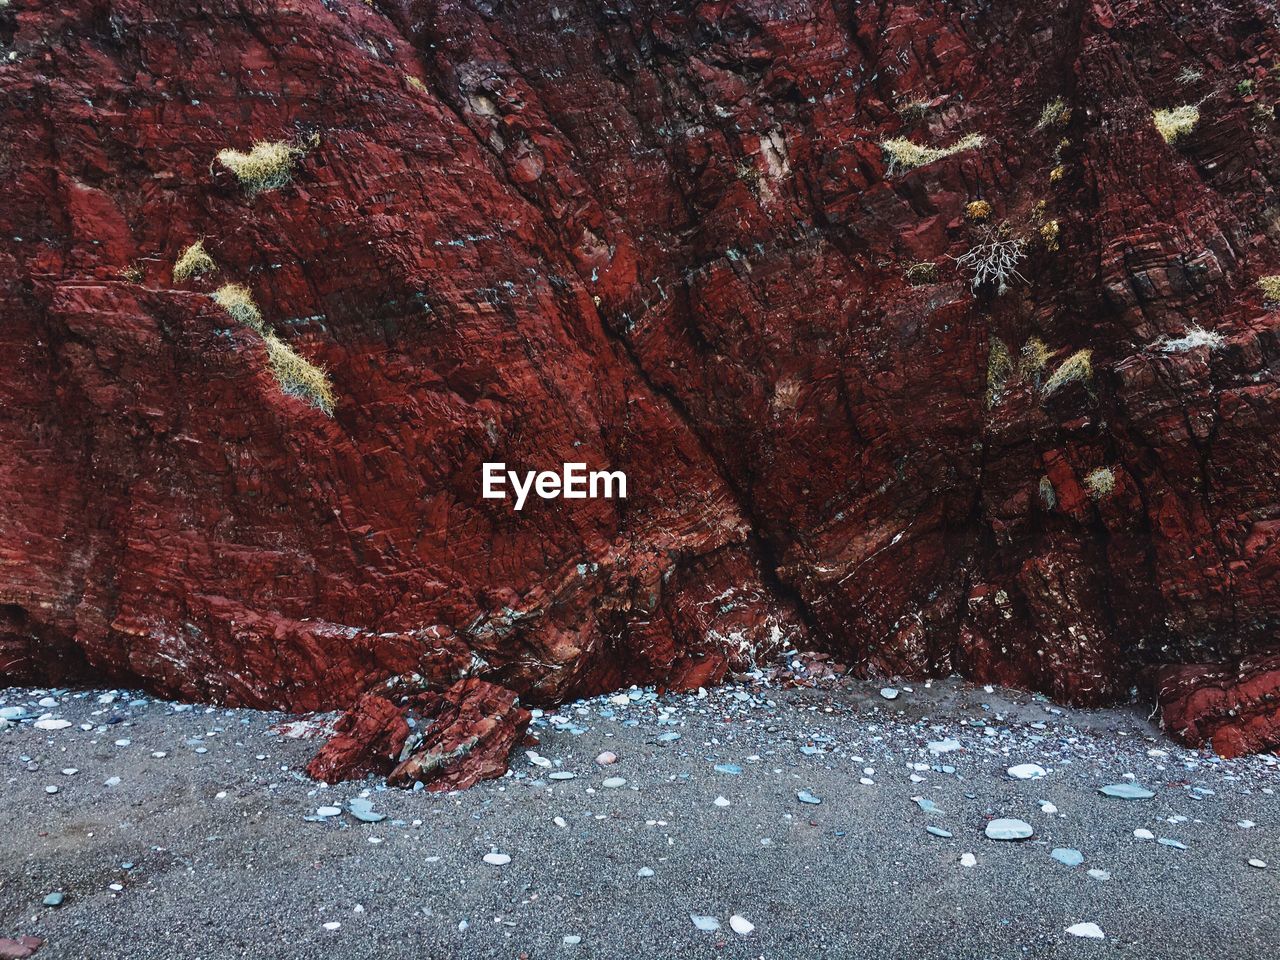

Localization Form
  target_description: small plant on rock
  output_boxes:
[216,140,306,195]
[173,241,217,282]
[952,224,1027,292]
[966,200,993,222]
[1154,105,1200,144]
[1084,466,1115,500]
[263,333,336,415]
[1258,275,1280,304]
[212,283,265,331]
[881,132,986,176]
[1042,349,1093,396]
[1019,337,1052,381]
[987,338,1013,406]
[1038,476,1056,509]
[1158,326,1224,352]
[1035,97,1071,130]
[1039,219,1060,251]
[905,262,939,286]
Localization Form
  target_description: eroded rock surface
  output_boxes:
[2,0,1279,773]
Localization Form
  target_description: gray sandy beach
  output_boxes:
[1,676,1276,959]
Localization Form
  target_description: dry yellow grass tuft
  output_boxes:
[405,74,428,94]
[1257,275,1280,303]
[216,141,303,195]
[263,332,336,415]
[211,283,265,331]
[173,241,217,282]
[1084,466,1116,499]
[1019,337,1052,380]
[1153,105,1200,144]
[1042,349,1093,395]
[881,133,986,176]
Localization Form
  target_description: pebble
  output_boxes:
[44,785,58,795]
[1087,869,1111,881]
[1051,848,1084,867]
[1248,859,1267,869]
[713,796,731,807]
[323,922,341,931]
[114,739,131,747]
[729,915,755,935]
[1007,764,1047,780]
[316,806,341,817]
[690,915,720,932]
[928,738,961,754]
[1066,922,1105,940]
[595,752,617,766]
[1099,783,1154,799]
[879,687,899,700]
[1133,828,1155,840]
[60,768,78,776]
[1158,838,1187,850]
[796,790,821,805]
[346,798,385,823]
[42,893,64,908]
[926,826,953,838]
[549,771,575,781]
[601,777,626,788]
[714,763,743,775]
[959,853,977,867]
[33,718,72,731]
[985,818,1033,841]
[563,935,581,945]
[482,853,511,866]
[637,867,654,878]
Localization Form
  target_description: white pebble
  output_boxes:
[729,915,755,935]
[1066,923,1105,940]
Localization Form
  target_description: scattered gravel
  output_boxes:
[1,674,1277,959]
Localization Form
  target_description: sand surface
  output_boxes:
[1,676,1277,959]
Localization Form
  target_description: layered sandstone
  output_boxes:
[2,0,1278,781]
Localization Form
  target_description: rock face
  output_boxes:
[2,0,1279,771]
[1147,656,1280,759]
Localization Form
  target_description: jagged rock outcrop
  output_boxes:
[2,0,1279,781]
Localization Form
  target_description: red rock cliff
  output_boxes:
[1,0,1278,767]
